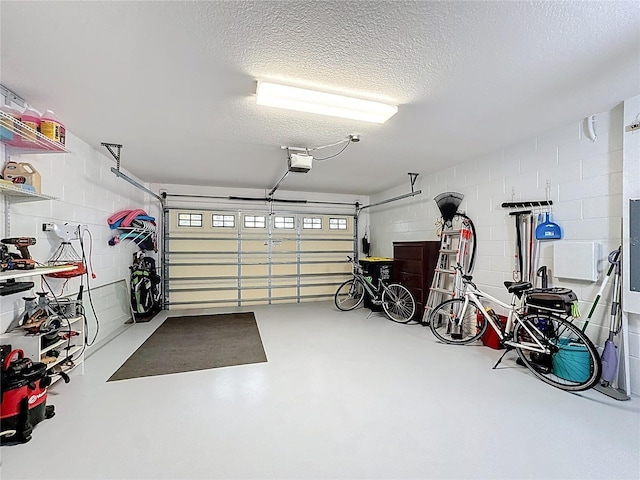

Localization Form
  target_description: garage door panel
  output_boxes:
[241,264,269,276]
[170,255,238,265]
[241,289,269,300]
[172,289,237,303]
[270,245,297,254]
[300,239,352,250]
[300,274,347,285]
[170,265,238,277]
[271,264,298,275]
[271,288,297,299]
[241,240,268,252]
[300,284,341,296]
[300,263,351,275]
[241,278,270,288]
[299,255,348,265]
[170,278,238,289]
[268,276,293,285]
[167,209,354,309]
[171,239,238,251]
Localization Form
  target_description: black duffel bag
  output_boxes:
[524,287,578,315]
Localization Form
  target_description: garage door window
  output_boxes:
[329,218,347,230]
[212,214,235,228]
[274,216,295,229]
[244,215,266,228]
[303,217,322,229]
[178,213,203,227]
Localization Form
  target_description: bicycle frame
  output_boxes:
[346,256,399,306]
[352,272,386,304]
[459,283,550,354]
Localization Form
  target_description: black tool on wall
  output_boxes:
[361,229,371,257]
[536,266,548,288]
[509,210,531,281]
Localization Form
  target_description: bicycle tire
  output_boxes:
[428,298,488,344]
[381,283,416,323]
[513,313,602,391]
[334,278,365,311]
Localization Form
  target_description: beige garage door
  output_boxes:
[166,209,354,309]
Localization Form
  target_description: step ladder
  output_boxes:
[422,219,473,323]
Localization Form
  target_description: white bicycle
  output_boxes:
[428,268,601,391]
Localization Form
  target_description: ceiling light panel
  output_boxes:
[256,81,398,124]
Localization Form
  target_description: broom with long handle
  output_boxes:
[581,247,620,333]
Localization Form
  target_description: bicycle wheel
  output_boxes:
[513,313,602,391]
[334,278,365,311]
[428,298,488,344]
[381,284,416,323]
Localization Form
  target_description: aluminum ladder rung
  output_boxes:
[430,287,453,294]
[439,249,458,254]
[435,268,455,274]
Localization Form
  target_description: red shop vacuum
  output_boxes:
[1,347,55,444]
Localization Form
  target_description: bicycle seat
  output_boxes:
[503,281,532,295]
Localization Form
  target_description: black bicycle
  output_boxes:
[334,257,416,323]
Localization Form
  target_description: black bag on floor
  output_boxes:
[130,255,161,320]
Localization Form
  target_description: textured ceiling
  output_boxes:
[1,1,639,195]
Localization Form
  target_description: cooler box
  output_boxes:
[359,257,393,311]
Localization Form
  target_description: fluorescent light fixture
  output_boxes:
[256,81,398,124]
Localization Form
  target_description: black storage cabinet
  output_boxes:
[359,257,394,311]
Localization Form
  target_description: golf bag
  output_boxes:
[1,348,55,444]
[130,254,161,320]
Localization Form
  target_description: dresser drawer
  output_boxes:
[393,259,423,275]
[394,272,423,289]
[393,244,425,261]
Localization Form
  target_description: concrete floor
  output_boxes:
[1,301,639,479]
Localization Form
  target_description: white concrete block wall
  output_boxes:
[1,130,153,351]
[369,103,639,394]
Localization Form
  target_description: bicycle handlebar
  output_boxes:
[346,256,364,275]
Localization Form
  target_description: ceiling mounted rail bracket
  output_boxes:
[357,172,422,214]
[408,173,419,193]
[101,142,163,204]
[101,142,122,170]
